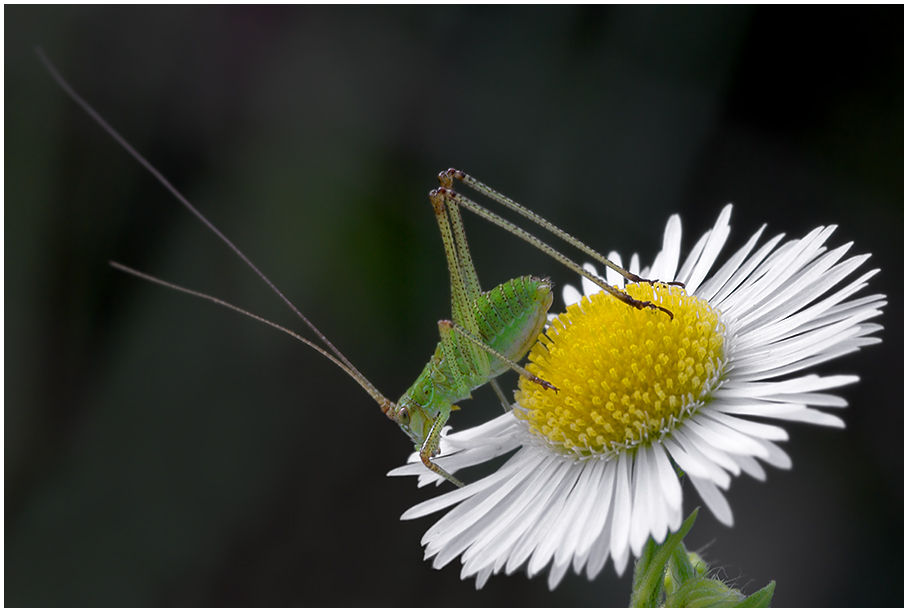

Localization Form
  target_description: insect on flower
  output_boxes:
[39,49,682,488]
[391,204,886,589]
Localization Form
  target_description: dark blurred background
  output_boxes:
[6,6,902,606]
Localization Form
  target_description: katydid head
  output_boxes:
[393,392,464,487]
[392,395,440,454]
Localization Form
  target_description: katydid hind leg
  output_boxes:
[432,174,676,319]
[489,379,511,413]
[441,168,685,289]
[430,191,557,394]
[439,320,557,392]
[419,412,464,488]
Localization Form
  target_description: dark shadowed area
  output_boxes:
[7,6,902,607]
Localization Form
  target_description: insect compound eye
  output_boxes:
[397,406,410,425]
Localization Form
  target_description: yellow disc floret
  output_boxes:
[515,283,725,458]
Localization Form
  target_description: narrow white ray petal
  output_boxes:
[684,205,732,293]
[425,471,541,565]
[778,392,850,407]
[575,457,617,560]
[629,447,655,556]
[812,291,885,324]
[605,251,625,287]
[402,451,530,521]
[609,451,633,563]
[662,434,731,488]
[673,224,709,285]
[734,248,865,338]
[629,253,642,277]
[701,410,789,442]
[712,400,808,417]
[733,452,767,481]
[660,214,683,281]
[724,227,838,324]
[429,439,524,483]
[689,475,733,526]
[714,374,858,399]
[584,505,615,579]
[754,407,846,427]
[782,307,886,350]
[685,414,770,458]
[504,461,578,575]
[473,565,493,589]
[527,465,585,577]
[734,266,874,353]
[673,426,741,478]
[459,455,565,573]
[648,215,681,281]
[734,242,856,329]
[641,446,672,545]
[581,262,600,297]
[557,458,608,568]
[547,554,572,590]
[444,411,517,441]
[732,315,879,379]
[562,283,582,308]
[755,439,793,470]
[718,228,829,316]
[736,343,864,382]
[651,441,683,511]
[697,224,766,302]
[710,233,786,309]
[482,469,566,577]
[610,534,631,577]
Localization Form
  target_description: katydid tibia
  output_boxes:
[39,50,678,488]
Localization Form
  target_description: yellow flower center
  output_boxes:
[515,283,725,457]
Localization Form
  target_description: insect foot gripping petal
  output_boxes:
[420,412,465,488]
[623,270,686,289]
[616,288,675,321]
[420,451,464,488]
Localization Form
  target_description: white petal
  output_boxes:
[684,414,770,459]
[674,423,741,478]
[734,452,767,481]
[690,475,734,526]
[701,410,789,442]
[697,224,766,302]
[649,215,681,281]
[459,455,566,576]
[557,457,609,566]
[608,451,633,561]
[651,441,683,511]
[605,251,625,287]
[581,262,600,297]
[662,434,731,488]
[504,461,578,575]
[684,204,732,293]
[562,284,582,308]
[676,231,710,284]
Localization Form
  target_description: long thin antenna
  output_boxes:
[110,262,393,413]
[37,47,392,411]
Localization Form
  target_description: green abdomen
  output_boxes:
[428,275,553,404]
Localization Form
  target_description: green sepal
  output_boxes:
[629,508,699,607]
[734,581,776,608]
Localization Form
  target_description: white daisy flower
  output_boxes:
[388,204,885,590]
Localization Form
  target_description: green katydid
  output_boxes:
[39,50,676,488]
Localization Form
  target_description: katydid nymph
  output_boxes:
[39,50,676,488]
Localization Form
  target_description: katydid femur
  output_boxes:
[39,49,676,488]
